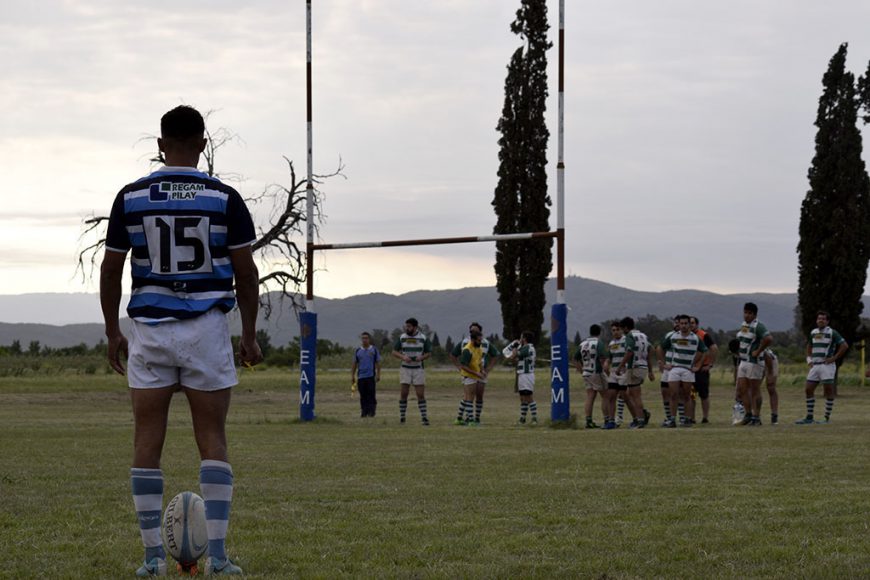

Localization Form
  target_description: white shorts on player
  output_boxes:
[766,358,779,381]
[807,362,836,384]
[668,367,695,383]
[584,373,607,392]
[608,371,628,386]
[400,367,425,386]
[128,308,237,391]
[517,373,535,393]
[626,367,647,386]
[737,361,764,381]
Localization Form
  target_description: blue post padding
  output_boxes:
[299,311,317,421]
[550,303,570,421]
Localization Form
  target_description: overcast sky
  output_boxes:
[2,0,870,303]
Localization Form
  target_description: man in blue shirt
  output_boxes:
[352,331,382,417]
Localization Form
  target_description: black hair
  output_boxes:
[620,316,635,330]
[360,331,371,339]
[521,330,535,343]
[744,302,758,315]
[690,316,699,325]
[160,105,205,140]
[469,322,482,332]
[589,324,601,336]
[405,317,418,327]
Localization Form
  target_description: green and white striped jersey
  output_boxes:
[394,331,432,369]
[736,319,769,363]
[660,330,676,365]
[661,331,707,369]
[624,330,651,368]
[576,337,607,375]
[516,344,536,375]
[809,326,845,364]
[607,337,627,368]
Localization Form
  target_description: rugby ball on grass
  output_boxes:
[162,491,208,571]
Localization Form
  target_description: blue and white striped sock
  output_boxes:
[131,467,165,561]
[200,460,234,562]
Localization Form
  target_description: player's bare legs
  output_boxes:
[131,386,178,468]
[184,387,231,462]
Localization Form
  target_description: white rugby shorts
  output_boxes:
[627,367,647,386]
[608,370,628,386]
[668,367,695,384]
[737,361,764,381]
[807,362,836,384]
[765,358,779,383]
[583,373,607,392]
[400,366,426,386]
[517,373,535,393]
[128,308,237,391]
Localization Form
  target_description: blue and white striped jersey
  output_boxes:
[105,166,256,324]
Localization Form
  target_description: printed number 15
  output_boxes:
[154,216,207,273]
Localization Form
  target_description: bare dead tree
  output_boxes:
[76,116,344,319]
[248,155,344,318]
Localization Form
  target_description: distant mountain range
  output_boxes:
[1,277,865,348]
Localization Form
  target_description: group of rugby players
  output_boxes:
[382,304,849,429]
[575,313,716,429]
[574,303,849,429]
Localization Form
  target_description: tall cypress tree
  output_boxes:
[797,43,870,344]
[492,0,552,341]
[859,60,870,123]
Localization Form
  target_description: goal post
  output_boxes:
[299,0,569,422]
[550,0,569,422]
[298,231,566,422]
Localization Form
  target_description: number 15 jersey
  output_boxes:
[105,166,256,324]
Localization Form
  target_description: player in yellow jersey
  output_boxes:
[454,330,486,425]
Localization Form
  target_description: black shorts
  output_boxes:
[694,371,710,400]
[518,389,534,396]
[608,382,627,391]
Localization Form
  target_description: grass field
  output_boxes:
[2,367,869,579]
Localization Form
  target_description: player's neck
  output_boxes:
[163,153,201,168]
